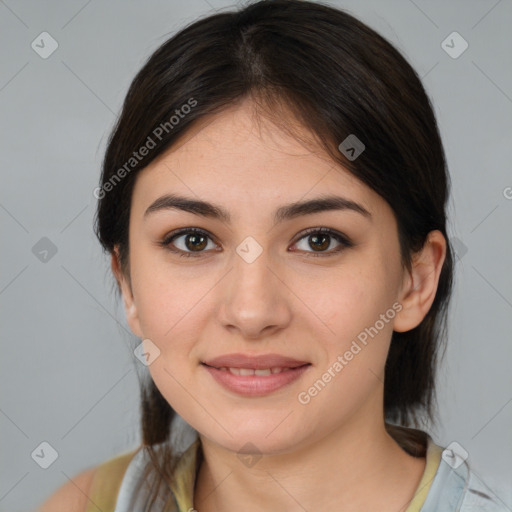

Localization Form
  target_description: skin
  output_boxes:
[112,98,446,511]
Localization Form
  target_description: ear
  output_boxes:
[393,230,447,333]
[111,247,144,338]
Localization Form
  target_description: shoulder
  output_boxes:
[422,447,510,512]
[458,469,510,512]
[38,448,140,512]
[38,466,97,512]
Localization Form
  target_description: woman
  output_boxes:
[39,0,507,510]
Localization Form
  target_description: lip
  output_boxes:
[202,353,309,369]
[201,353,311,396]
[202,364,310,396]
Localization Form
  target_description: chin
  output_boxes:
[200,423,306,456]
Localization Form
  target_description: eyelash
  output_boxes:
[158,227,354,258]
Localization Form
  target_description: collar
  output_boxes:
[168,437,202,512]
[405,435,443,511]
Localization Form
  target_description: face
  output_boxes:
[115,99,437,456]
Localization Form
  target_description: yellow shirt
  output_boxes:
[85,436,442,512]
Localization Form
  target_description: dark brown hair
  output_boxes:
[94,0,454,507]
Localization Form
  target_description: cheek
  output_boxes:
[316,264,394,338]
[130,248,213,341]
[299,274,396,418]
[132,274,207,416]
[308,260,399,398]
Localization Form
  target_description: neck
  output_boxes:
[193,419,426,512]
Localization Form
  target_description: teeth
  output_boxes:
[255,369,272,376]
[221,367,292,376]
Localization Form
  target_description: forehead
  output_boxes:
[130,100,387,222]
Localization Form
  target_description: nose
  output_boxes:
[217,245,292,340]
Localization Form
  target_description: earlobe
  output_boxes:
[393,230,447,333]
[111,248,144,338]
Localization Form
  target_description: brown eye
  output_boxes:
[182,233,208,251]
[291,228,353,257]
[160,228,217,257]
[308,233,330,251]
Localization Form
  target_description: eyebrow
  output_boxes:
[143,193,372,223]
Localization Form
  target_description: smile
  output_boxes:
[216,366,294,376]
[201,362,311,396]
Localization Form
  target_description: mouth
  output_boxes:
[202,352,310,370]
[202,364,308,376]
[200,355,311,396]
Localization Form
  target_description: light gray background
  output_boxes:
[1,0,511,510]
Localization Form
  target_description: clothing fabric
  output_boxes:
[84,432,509,511]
